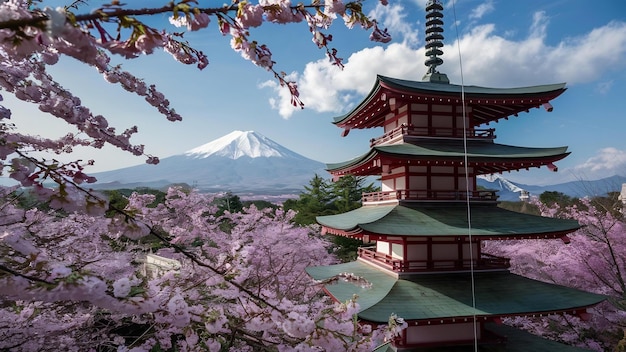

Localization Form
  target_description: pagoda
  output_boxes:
[306,1,605,351]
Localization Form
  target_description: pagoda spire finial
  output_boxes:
[422,0,449,84]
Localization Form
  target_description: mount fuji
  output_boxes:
[91,131,326,193]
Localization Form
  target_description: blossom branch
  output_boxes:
[0,263,54,286]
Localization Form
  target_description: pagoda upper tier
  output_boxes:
[326,139,568,178]
[334,75,565,132]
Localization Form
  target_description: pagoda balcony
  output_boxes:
[358,246,511,273]
[362,189,498,204]
[370,125,495,147]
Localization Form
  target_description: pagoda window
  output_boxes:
[409,175,428,189]
[432,115,454,136]
[432,240,458,268]
[381,179,395,192]
[431,176,454,190]
[406,244,428,263]
[405,323,482,345]
[411,103,429,111]
[410,114,429,133]
[458,175,473,191]
[463,241,479,260]
[391,243,404,260]
[409,165,427,173]
[376,240,391,255]
[456,114,469,131]
[432,104,453,113]
[431,166,454,173]
[395,176,407,190]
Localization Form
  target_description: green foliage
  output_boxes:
[331,174,378,213]
[285,174,379,261]
[214,191,244,216]
[283,174,334,225]
[330,235,364,262]
[539,189,622,217]
[285,174,378,226]
[538,191,576,207]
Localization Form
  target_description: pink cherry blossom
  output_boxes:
[237,3,264,28]
[486,197,626,350]
[0,1,401,350]
[370,21,392,43]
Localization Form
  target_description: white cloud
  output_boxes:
[570,148,626,179]
[528,11,548,39]
[439,16,626,87]
[413,0,430,9]
[258,72,301,119]
[546,21,626,85]
[469,0,494,20]
[503,148,626,186]
[263,10,626,118]
[263,43,424,118]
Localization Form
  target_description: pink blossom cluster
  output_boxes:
[486,197,626,350]
[0,187,405,350]
[0,2,398,349]
[169,12,211,32]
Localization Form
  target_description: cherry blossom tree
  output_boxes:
[485,197,626,351]
[0,186,406,351]
[0,0,402,350]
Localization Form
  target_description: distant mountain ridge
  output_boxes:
[87,130,626,198]
[91,130,326,194]
[478,174,626,201]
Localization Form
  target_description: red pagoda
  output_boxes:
[306,1,605,350]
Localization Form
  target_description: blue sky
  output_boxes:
[5,0,626,186]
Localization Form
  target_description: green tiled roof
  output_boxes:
[325,140,568,171]
[316,203,580,237]
[379,76,566,97]
[306,261,605,323]
[333,75,566,125]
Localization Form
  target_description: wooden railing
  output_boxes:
[358,247,510,273]
[370,124,495,146]
[362,189,498,203]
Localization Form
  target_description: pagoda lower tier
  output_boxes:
[306,261,606,351]
[317,203,579,273]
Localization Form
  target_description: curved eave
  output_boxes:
[333,77,387,130]
[316,203,580,238]
[326,141,569,176]
[306,261,605,323]
[332,75,567,130]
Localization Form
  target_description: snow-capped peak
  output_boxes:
[478,174,525,193]
[184,130,288,159]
